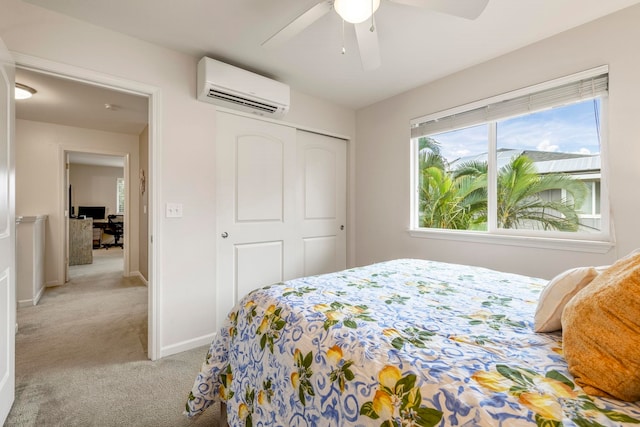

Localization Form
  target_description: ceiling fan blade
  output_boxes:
[389,0,489,20]
[354,19,381,71]
[262,1,333,48]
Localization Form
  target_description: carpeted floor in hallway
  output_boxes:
[5,248,224,427]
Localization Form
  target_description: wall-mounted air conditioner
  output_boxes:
[197,57,290,119]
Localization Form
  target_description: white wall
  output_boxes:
[70,164,123,218]
[355,3,640,279]
[0,0,356,357]
[15,119,139,285]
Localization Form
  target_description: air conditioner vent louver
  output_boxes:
[197,57,290,119]
[208,89,278,114]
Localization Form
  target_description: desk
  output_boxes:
[92,220,108,248]
[92,220,109,230]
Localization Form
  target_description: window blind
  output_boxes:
[411,73,608,139]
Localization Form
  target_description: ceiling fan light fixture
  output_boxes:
[334,0,380,24]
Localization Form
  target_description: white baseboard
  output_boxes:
[33,285,45,305]
[128,270,148,286]
[18,285,47,308]
[17,298,34,308]
[46,280,61,287]
[160,332,217,358]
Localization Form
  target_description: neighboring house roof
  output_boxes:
[534,156,600,174]
[449,148,600,175]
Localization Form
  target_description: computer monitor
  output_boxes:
[77,206,106,220]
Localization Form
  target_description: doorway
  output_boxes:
[65,151,127,282]
[13,58,159,359]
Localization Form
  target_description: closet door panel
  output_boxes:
[298,130,347,277]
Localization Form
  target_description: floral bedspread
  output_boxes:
[186,259,640,426]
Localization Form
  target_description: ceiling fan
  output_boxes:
[262,0,489,71]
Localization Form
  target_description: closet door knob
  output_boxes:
[221,232,229,238]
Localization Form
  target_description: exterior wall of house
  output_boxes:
[355,3,640,279]
[0,0,356,357]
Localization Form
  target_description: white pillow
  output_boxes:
[534,266,599,332]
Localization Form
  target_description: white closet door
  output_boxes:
[216,112,299,329]
[0,37,16,425]
[215,113,347,330]
[297,130,346,277]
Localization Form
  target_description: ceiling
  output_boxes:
[15,68,148,135]
[15,68,147,166]
[67,152,125,168]
[22,0,640,110]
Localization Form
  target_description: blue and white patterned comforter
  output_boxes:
[186,259,640,426]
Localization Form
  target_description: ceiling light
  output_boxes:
[334,0,380,24]
[15,83,37,100]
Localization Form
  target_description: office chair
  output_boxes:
[103,214,124,249]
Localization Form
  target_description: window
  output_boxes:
[410,67,610,248]
[116,177,125,214]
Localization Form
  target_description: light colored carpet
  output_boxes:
[5,248,225,427]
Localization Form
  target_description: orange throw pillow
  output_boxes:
[562,252,640,401]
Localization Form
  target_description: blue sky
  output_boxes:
[431,98,602,163]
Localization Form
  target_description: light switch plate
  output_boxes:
[166,203,183,218]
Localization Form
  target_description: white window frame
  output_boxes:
[409,66,613,253]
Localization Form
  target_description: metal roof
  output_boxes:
[448,149,600,174]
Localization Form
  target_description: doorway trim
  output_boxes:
[13,52,162,360]
[62,149,130,280]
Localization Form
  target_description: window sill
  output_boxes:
[408,228,614,254]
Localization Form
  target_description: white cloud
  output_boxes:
[536,139,559,152]
[576,148,592,155]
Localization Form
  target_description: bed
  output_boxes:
[186,258,640,426]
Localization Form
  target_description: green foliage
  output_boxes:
[418,141,589,232]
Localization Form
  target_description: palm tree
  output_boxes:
[418,137,445,170]
[419,166,470,229]
[494,155,587,231]
[417,144,589,232]
[451,160,489,230]
[417,137,473,229]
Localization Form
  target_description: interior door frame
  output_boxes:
[62,149,130,278]
[12,52,163,360]
[0,35,15,425]
[65,152,69,283]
